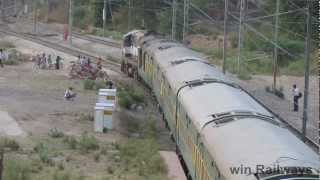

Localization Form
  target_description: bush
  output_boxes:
[83,79,96,90]
[0,137,20,151]
[94,80,106,90]
[83,79,108,91]
[3,157,31,180]
[78,113,94,122]
[118,86,145,109]
[78,132,99,153]
[0,41,15,49]
[63,136,78,150]
[118,91,134,109]
[274,87,285,99]
[237,71,251,80]
[34,143,51,164]
[48,128,64,138]
[265,86,271,93]
[119,139,167,176]
[3,59,19,65]
[3,49,23,66]
[283,59,305,76]
[52,170,71,180]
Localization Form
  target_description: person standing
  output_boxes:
[292,84,302,112]
[47,54,52,68]
[0,49,4,68]
[55,56,61,70]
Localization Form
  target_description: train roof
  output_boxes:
[137,34,320,179]
[202,118,320,180]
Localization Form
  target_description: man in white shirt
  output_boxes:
[0,49,4,68]
[292,84,301,112]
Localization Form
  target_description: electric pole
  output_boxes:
[108,0,113,28]
[237,0,245,74]
[68,0,72,45]
[272,0,280,91]
[302,0,311,139]
[222,0,228,74]
[0,150,3,180]
[171,0,177,40]
[183,0,190,41]
[128,0,132,30]
[103,0,107,37]
[33,0,37,34]
[14,0,16,16]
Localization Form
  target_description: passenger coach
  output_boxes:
[121,30,320,180]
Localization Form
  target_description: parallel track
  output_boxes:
[72,32,122,48]
[0,27,122,73]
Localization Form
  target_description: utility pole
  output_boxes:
[108,0,113,28]
[222,0,228,74]
[103,0,107,37]
[33,0,37,34]
[171,0,177,40]
[128,0,132,30]
[237,0,245,74]
[183,0,190,41]
[14,0,16,16]
[68,0,72,45]
[0,150,3,180]
[302,0,311,139]
[272,0,280,91]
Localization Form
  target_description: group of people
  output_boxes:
[34,53,63,70]
[78,55,92,68]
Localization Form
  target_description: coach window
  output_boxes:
[138,48,142,68]
[186,115,190,128]
[143,52,147,71]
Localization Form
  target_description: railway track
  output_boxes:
[0,27,122,73]
[72,32,122,48]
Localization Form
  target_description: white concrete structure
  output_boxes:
[98,89,117,105]
[94,103,114,132]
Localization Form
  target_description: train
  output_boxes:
[120,30,320,180]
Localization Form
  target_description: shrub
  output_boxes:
[0,41,15,49]
[119,139,167,176]
[94,153,100,162]
[237,71,251,80]
[0,137,20,151]
[3,157,31,180]
[78,113,94,122]
[83,79,95,90]
[3,59,19,65]
[63,136,78,150]
[265,86,271,93]
[34,143,51,164]
[52,170,71,180]
[95,80,106,90]
[78,132,99,153]
[274,87,285,99]
[48,128,64,138]
[283,59,305,76]
[118,90,134,109]
[118,86,145,109]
